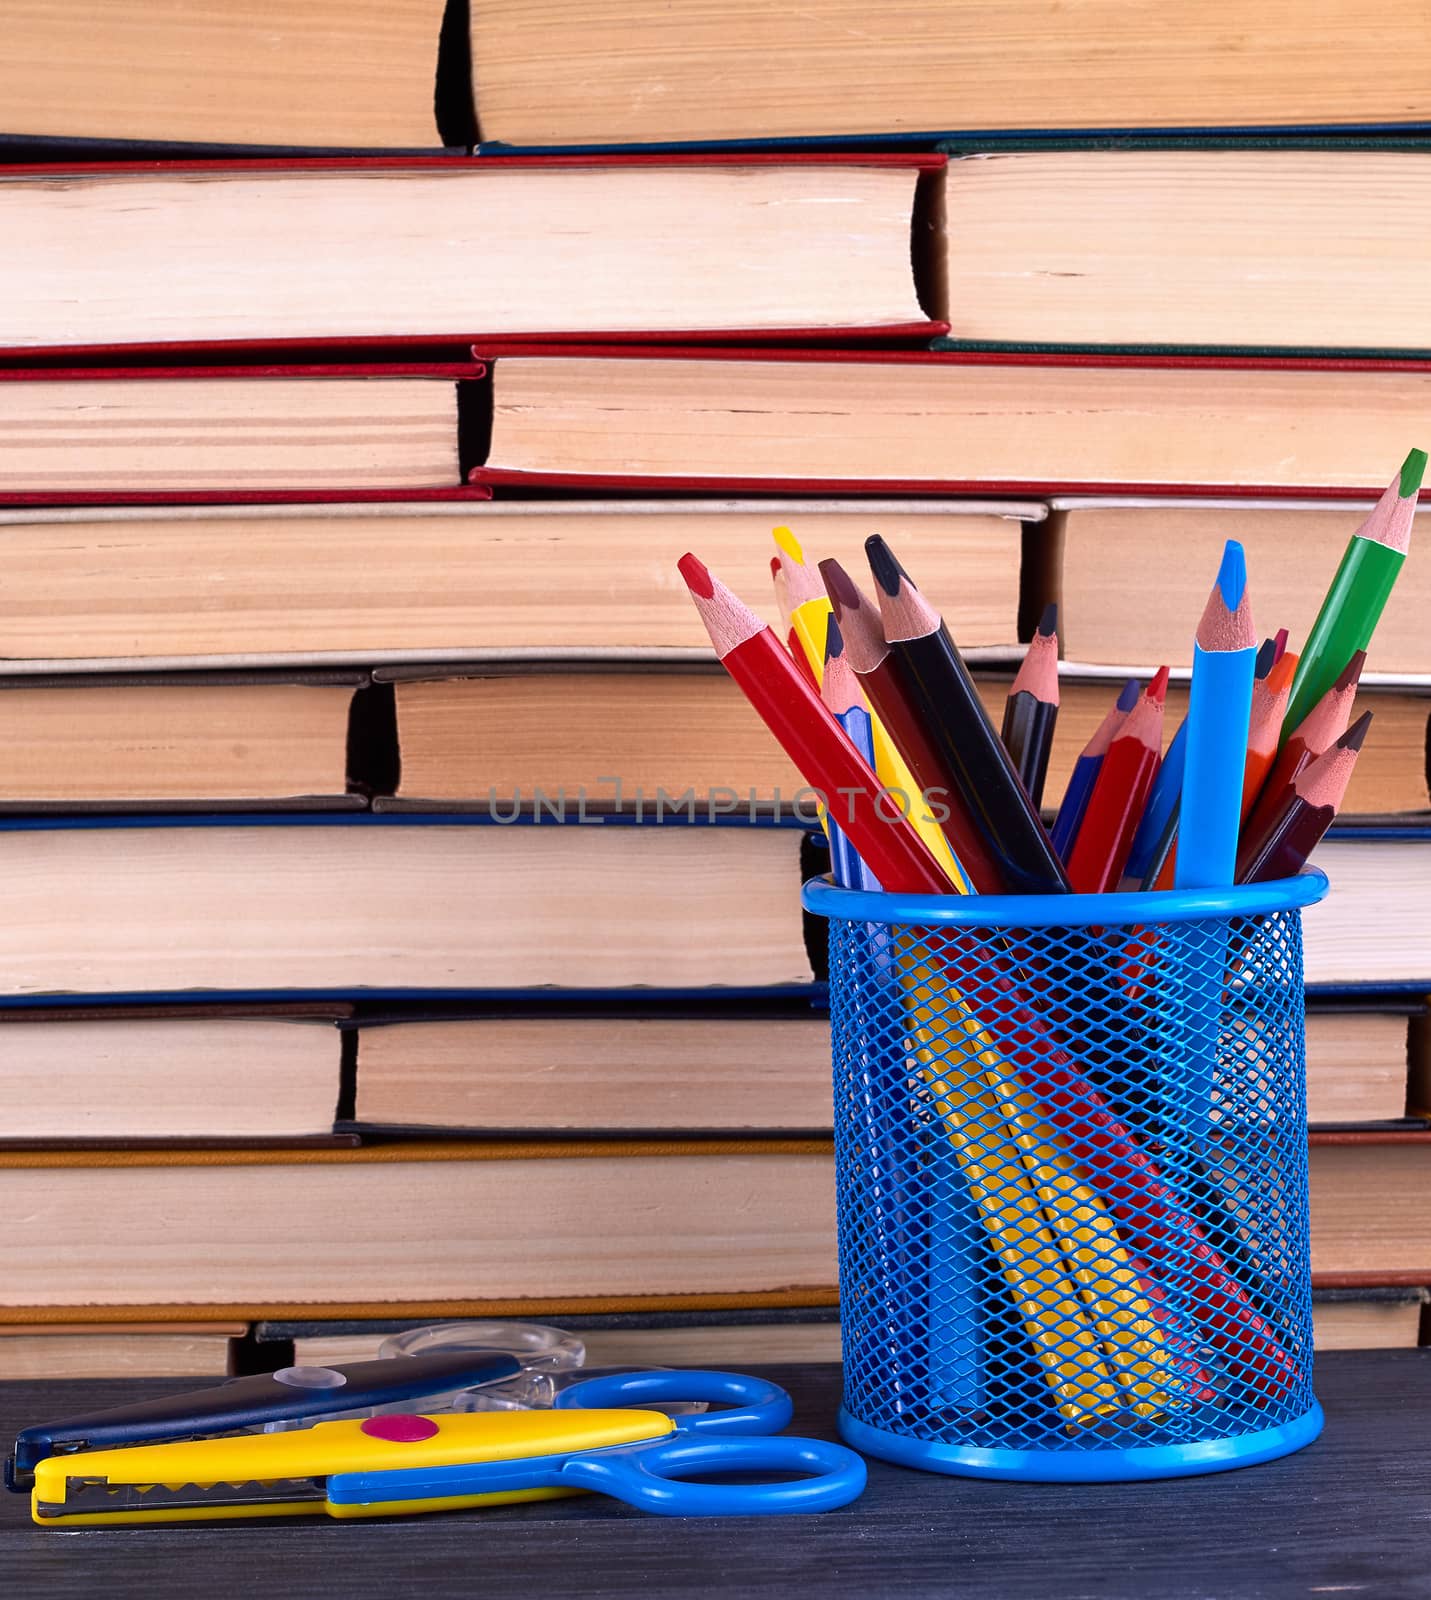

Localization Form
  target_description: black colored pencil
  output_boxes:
[865,536,1070,895]
[1000,602,1060,810]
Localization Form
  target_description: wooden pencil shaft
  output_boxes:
[852,653,1011,893]
[885,626,1069,894]
[1236,798,1335,884]
[1123,718,1187,886]
[1000,691,1057,813]
[723,628,949,895]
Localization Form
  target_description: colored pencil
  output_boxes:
[1245,650,1363,849]
[679,553,951,895]
[819,615,881,893]
[1271,627,1289,665]
[1066,669,1168,895]
[821,557,1009,895]
[776,528,968,891]
[1176,540,1257,890]
[864,536,1070,896]
[1237,713,1371,884]
[1240,645,1298,820]
[1120,716,1186,891]
[1050,677,1140,863]
[1000,603,1060,810]
[1282,447,1424,736]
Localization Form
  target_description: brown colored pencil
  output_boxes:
[1244,649,1364,844]
[1236,712,1371,884]
[863,536,1070,895]
[820,557,1008,894]
[1000,602,1060,811]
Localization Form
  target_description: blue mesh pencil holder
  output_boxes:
[803,868,1329,1483]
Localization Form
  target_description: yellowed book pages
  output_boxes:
[4,0,445,146]
[0,501,1026,665]
[1302,842,1431,988]
[0,1326,240,1380]
[1304,1015,1410,1125]
[0,378,459,494]
[1311,1297,1424,1352]
[0,822,809,997]
[0,683,353,803]
[1053,501,1431,677]
[354,1015,833,1131]
[942,151,1431,349]
[484,356,1431,491]
[0,1147,837,1311]
[467,0,1430,145]
[0,1017,339,1141]
[0,165,926,350]
[1308,1141,1431,1274]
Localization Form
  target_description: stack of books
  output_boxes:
[1,0,1428,1381]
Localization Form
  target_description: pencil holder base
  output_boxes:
[839,1401,1323,1483]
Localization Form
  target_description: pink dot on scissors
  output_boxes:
[360,1415,440,1443]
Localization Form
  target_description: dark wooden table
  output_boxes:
[3,1352,1427,1598]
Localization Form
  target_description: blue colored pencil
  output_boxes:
[1175,541,1257,889]
[1120,717,1187,890]
[819,618,881,893]
[1050,677,1139,862]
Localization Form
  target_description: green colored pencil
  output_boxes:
[1282,447,1425,739]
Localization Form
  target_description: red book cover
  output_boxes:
[0,154,947,362]
[0,361,489,507]
[465,344,1431,500]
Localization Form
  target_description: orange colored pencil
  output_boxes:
[1067,668,1169,894]
[1240,648,1298,820]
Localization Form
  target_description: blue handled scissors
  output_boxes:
[326,1369,866,1518]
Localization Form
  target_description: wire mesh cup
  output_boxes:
[804,868,1330,1482]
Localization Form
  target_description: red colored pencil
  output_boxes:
[1065,668,1169,894]
[679,553,950,895]
[1237,712,1371,883]
[1243,649,1364,845]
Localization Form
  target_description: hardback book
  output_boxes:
[0,156,940,355]
[0,1005,346,1142]
[468,348,1431,495]
[0,1142,839,1315]
[0,366,470,499]
[0,672,366,809]
[463,0,1431,147]
[347,1001,1418,1136]
[379,666,1429,818]
[0,500,1031,670]
[0,1135,1417,1315]
[1305,835,1431,989]
[0,1324,242,1380]
[935,146,1431,354]
[0,816,811,1002]
[2,0,449,148]
[1046,498,1431,678]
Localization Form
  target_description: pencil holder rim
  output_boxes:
[801,866,1329,927]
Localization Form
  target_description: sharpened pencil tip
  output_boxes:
[1215,539,1247,612]
[1273,626,1289,663]
[770,555,781,577]
[1255,637,1277,679]
[1037,601,1058,639]
[863,535,907,599]
[1401,448,1427,498]
[1116,678,1141,712]
[677,552,714,599]
[1333,649,1367,692]
[1148,665,1170,704]
[818,557,860,618]
[771,525,805,566]
[1340,709,1373,751]
[824,612,844,662]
